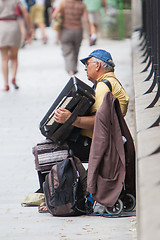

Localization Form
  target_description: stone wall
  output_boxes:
[132,0,160,239]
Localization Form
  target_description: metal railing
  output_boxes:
[139,0,160,129]
[138,0,160,156]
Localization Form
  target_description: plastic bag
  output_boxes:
[21,193,45,207]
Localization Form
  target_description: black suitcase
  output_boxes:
[39,76,95,144]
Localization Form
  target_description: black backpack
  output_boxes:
[43,156,87,216]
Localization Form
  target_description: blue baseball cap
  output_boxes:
[80,49,113,65]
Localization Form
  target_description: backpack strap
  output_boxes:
[101,79,112,92]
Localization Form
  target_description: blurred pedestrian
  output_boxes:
[52,0,61,44]
[83,0,107,45]
[30,0,47,44]
[18,0,28,48]
[53,0,91,76]
[44,0,53,27]
[0,0,32,91]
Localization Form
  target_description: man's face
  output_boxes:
[84,58,97,83]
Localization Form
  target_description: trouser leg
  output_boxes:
[72,29,83,72]
[37,171,47,193]
[61,28,82,74]
[68,135,91,163]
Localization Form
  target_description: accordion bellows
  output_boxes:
[33,139,69,173]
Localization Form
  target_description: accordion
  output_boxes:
[39,76,95,144]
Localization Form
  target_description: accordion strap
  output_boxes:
[51,96,88,142]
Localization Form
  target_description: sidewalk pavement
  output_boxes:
[0,27,136,240]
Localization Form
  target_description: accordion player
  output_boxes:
[39,76,95,144]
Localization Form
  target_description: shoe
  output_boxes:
[43,37,47,44]
[93,202,106,214]
[92,39,97,45]
[35,188,43,193]
[43,39,47,44]
[89,38,93,46]
[89,35,97,46]
[3,85,9,91]
[90,38,96,46]
[12,78,19,89]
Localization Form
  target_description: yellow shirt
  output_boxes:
[81,72,129,139]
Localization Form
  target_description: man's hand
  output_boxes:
[53,108,71,124]
[53,108,95,130]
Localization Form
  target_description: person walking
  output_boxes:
[44,0,53,27]
[53,0,91,76]
[18,0,29,48]
[0,0,32,91]
[29,0,48,44]
[83,0,107,45]
[52,0,61,44]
